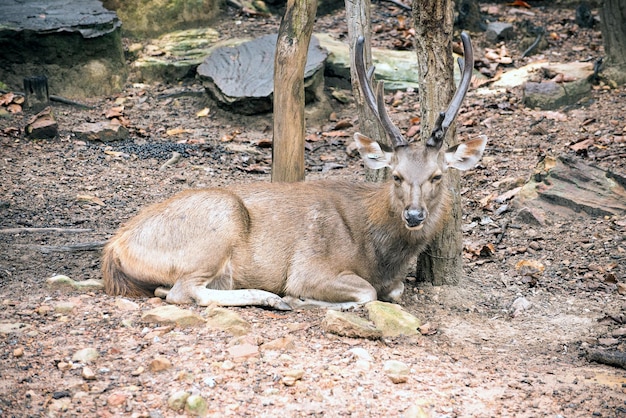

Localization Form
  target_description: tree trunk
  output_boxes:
[345,0,390,182]
[271,0,318,183]
[599,0,626,85]
[412,0,462,285]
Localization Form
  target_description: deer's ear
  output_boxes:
[354,133,393,170]
[444,135,487,171]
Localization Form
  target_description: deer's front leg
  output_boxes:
[378,279,405,303]
[283,271,378,310]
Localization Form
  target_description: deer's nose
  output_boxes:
[404,208,427,228]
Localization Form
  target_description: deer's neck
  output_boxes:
[364,182,450,281]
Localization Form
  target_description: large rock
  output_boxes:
[518,155,626,217]
[523,79,591,110]
[102,0,221,36]
[132,27,222,83]
[365,301,421,337]
[0,0,127,99]
[197,34,328,115]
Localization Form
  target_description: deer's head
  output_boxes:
[353,33,487,230]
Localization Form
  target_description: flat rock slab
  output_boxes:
[518,155,626,217]
[133,27,222,83]
[0,0,126,98]
[0,0,119,37]
[197,34,328,114]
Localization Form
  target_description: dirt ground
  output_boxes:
[1,2,625,417]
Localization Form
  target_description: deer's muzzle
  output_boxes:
[403,208,427,229]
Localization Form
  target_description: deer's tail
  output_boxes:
[102,243,154,298]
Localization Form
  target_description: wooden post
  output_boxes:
[412,0,463,285]
[271,0,318,183]
[24,75,50,112]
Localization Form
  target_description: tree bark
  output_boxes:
[412,0,462,285]
[599,0,626,85]
[271,0,318,183]
[345,0,391,182]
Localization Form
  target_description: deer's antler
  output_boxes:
[355,36,408,149]
[426,32,474,149]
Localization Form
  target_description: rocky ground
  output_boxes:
[1,2,625,417]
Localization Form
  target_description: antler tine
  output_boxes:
[355,36,380,119]
[376,82,407,147]
[427,32,474,148]
[355,36,408,148]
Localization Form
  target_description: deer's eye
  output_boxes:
[392,174,402,184]
[431,174,443,182]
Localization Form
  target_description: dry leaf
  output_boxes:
[7,104,22,114]
[570,138,594,151]
[104,150,129,158]
[254,138,273,148]
[333,119,353,130]
[166,127,192,136]
[76,195,106,206]
[306,133,322,142]
[0,92,15,106]
[515,259,545,274]
[322,131,350,138]
[105,106,124,119]
[196,107,210,118]
[508,0,531,8]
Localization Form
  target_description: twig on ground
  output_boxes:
[18,242,106,253]
[521,28,545,58]
[587,350,626,370]
[494,220,509,245]
[0,227,92,234]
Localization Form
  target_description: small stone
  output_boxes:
[485,22,515,43]
[510,297,532,317]
[13,347,24,357]
[383,360,410,384]
[73,121,129,142]
[72,347,99,363]
[221,360,236,370]
[0,322,31,335]
[142,305,206,327]
[205,306,251,336]
[115,298,140,311]
[321,310,382,340]
[347,347,373,362]
[185,394,208,416]
[261,335,295,351]
[57,362,71,371]
[282,369,304,386]
[131,366,144,376]
[82,367,97,380]
[149,356,172,372]
[168,390,190,411]
[46,275,75,288]
[35,305,52,315]
[228,343,259,362]
[611,327,626,337]
[597,338,619,346]
[54,301,78,313]
[106,392,127,407]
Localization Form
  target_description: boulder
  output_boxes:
[0,0,127,99]
[102,0,221,36]
[197,34,328,114]
[132,27,222,83]
[518,155,626,217]
[523,79,591,110]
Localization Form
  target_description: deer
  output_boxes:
[102,32,487,311]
